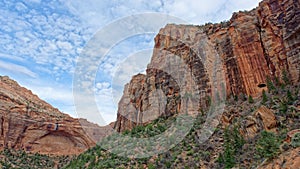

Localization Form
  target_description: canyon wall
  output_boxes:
[115,0,300,132]
[0,76,109,155]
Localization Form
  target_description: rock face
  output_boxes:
[115,0,300,132]
[241,105,277,139]
[0,76,107,155]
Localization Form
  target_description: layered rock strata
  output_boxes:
[0,76,108,155]
[115,0,300,132]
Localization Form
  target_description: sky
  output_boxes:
[0,0,261,125]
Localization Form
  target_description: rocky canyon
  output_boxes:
[115,0,300,132]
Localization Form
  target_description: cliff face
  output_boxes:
[0,76,107,155]
[115,0,300,132]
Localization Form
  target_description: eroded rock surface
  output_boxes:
[115,0,300,132]
[0,76,109,155]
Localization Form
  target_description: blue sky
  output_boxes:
[0,0,261,125]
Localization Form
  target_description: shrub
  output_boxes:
[148,163,156,169]
[279,101,288,114]
[291,133,300,148]
[282,69,290,85]
[256,131,280,159]
[234,95,238,101]
[287,90,294,105]
[239,93,247,101]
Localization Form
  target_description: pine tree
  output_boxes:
[248,95,254,104]
[266,76,276,93]
[287,90,294,105]
[262,90,268,104]
[282,69,290,85]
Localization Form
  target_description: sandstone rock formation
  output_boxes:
[241,105,277,139]
[0,76,108,155]
[115,0,300,132]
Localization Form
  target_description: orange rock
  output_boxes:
[254,105,277,131]
[0,76,109,155]
[241,106,277,139]
[115,0,300,132]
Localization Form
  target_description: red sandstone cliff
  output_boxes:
[115,0,300,132]
[0,76,110,155]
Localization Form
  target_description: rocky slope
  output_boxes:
[0,76,109,155]
[115,0,300,132]
[64,84,300,168]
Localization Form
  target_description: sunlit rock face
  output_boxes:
[114,0,300,132]
[0,76,109,155]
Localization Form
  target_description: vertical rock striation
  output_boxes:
[115,0,300,132]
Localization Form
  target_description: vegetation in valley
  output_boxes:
[0,149,71,169]
[1,76,298,169]
[63,77,299,169]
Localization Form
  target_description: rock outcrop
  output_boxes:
[115,0,300,132]
[0,76,107,155]
[241,105,277,139]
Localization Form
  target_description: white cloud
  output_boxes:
[1,0,263,124]
[27,0,41,3]
[62,0,262,29]
[0,60,37,78]
[0,53,25,62]
[22,82,78,117]
[0,1,89,80]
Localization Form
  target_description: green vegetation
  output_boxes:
[248,95,254,103]
[217,126,245,169]
[279,100,288,114]
[291,133,300,148]
[282,69,290,86]
[262,89,268,104]
[256,131,281,159]
[287,90,294,105]
[62,80,299,168]
[2,75,298,169]
[266,76,276,93]
[64,114,212,169]
[0,149,70,169]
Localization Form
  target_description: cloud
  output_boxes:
[0,60,37,78]
[23,82,78,117]
[1,0,263,124]
[0,0,90,80]
[0,53,25,62]
[63,0,262,28]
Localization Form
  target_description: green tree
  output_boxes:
[279,101,288,114]
[287,90,294,105]
[218,126,245,169]
[248,95,254,104]
[218,128,236,169]
[282,69,290,85]
[262,90,268,104]
[266,76,276,92]
[256,131,280,159]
